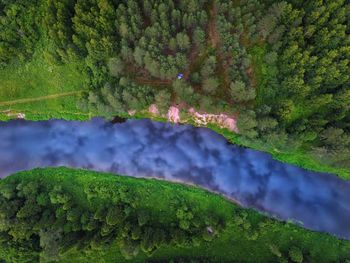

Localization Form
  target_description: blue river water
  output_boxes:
[0,118,349,239]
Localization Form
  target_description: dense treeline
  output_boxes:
[0,168,226,262]
[246,0,347,172]
[213,0,350,172]
[0,0,40,67]
[212,0,350,170]
[1,168,350,262]
[258,0,350,169]
[0,0,349,171]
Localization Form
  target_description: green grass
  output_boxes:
[0,51,84,100]
[0,96,90,121]
[248,44,270,106]
[0,46,88,120]
[1,167,349,262]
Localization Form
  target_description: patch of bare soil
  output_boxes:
[208,2,219,48]
[134,77,172,86]
[143,104,239,132]
[246,66,257,87]
[124,62,172,87]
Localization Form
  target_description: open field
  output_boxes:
[0,48,87,120]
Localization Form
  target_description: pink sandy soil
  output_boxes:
[128,104,238,133]
[188,107,238,132]
[167,106,181,123]
[127,109,136,116]
[148,104,159,115]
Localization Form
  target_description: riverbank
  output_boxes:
[114,107,350,180]
[0,55,348,179]
[0,100,349,181]
[2,117,350,239]
[1,167,349,262]
[136,104,350,180]
[0,52,348,180]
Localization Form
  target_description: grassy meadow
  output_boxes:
[0,46,88,120]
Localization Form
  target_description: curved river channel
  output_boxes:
[0,118,349,239]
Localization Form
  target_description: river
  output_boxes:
[0,118,349,239]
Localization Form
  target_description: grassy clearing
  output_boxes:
[0,95,90,121]
[0,56,83,100]
[248,44,269,105]
[1,167,349,262]
[0,91,82,106]
[0,46,87,120]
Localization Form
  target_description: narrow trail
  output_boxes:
[124,62,172,87]
[208,1,219,48]
[135,77,171,86]
[0,90,83,106]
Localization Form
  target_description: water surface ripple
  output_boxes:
[0,118,349,239]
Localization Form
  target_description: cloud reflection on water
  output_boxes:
[0,118,350,239]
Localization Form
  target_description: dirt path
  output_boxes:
[135,77,171,86]
[0,91,83,106]
[124,62,172,88]
[208,2,219,48]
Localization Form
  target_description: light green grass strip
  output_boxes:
[0,90,83,106]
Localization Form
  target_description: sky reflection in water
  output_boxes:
[0,118,349,239]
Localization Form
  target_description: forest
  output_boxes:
[1,1,350,262]
[1,167,350,262]
[1,0,349,172]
